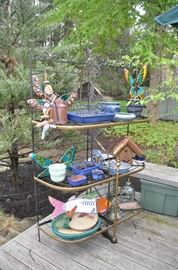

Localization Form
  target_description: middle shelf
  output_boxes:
[34,164,145,192]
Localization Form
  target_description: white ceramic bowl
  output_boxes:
[113,112,136,122]
[48,163,66,183]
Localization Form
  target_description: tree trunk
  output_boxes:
[147,27,163,123]
[8,144,19,183]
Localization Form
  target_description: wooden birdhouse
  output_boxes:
[111,136,143,164]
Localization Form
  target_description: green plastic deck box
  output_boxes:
[141,179,178,217]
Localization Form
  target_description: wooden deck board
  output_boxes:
[0,249,31,270]
[28,225,148,270]
[16,227,121,270]
[0,211,178,270]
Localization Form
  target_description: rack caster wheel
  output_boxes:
[111,237,118,244]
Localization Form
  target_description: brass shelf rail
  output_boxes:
[55,119,148,130]
[34,165,144,192]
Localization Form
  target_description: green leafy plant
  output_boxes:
[105,121,178,167]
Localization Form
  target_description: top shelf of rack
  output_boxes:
[55,119,148,131]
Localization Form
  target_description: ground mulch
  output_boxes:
[0,163,71,218]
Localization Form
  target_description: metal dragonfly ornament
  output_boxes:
[124,64,148,100]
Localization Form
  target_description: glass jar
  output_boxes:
[120,179,135,202]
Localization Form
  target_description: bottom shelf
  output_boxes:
[37,210,141,244]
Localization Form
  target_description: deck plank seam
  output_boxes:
[114,233,178,269]
[118,224,178,250]
[29,228,121,270]
[88,237,152,270]
[13,240,63,270]
[0,248,33,270]
[15,231,99,270]
[31,225,150,270]
[30,220,177,270]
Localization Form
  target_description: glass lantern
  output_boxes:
[120,178,135,202]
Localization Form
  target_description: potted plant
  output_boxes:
[124,64,148,117]
[126,98,145,117]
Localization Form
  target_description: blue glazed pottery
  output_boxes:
[92,169,104,181]
[100,102,120,113]
[71,161,100,175]
[133,155,145,164]
[134,155,145,161]
[67,174,87,186]
[127,104,144,117]
[67,111,115,124]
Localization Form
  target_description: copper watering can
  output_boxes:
[50,99,68,125]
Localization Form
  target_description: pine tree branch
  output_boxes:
[11,31,21,47]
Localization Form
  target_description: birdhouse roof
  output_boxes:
[111,136,143,157]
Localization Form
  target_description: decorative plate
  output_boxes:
[51,214,101,240]
[69,213,98,231]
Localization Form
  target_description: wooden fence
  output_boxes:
[158,98,178,121]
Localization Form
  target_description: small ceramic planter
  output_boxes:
[127,104,144,117]
[100,102,120,113]
[92,169,104,181]
[113,112,136,122]
[133,155,145,164]
[67,174,87,186]
[48,163,66,183]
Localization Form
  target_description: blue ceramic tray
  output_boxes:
[71,161,100,175]
[67,174,87,186]
[67,111,115,124]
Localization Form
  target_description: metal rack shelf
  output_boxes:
[32,118,148,131]
[33,118,146,243]
[38,210,140,244]
[34,164,144,192]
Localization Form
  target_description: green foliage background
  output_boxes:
[0,0,177,177]
[105,120,178,167]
